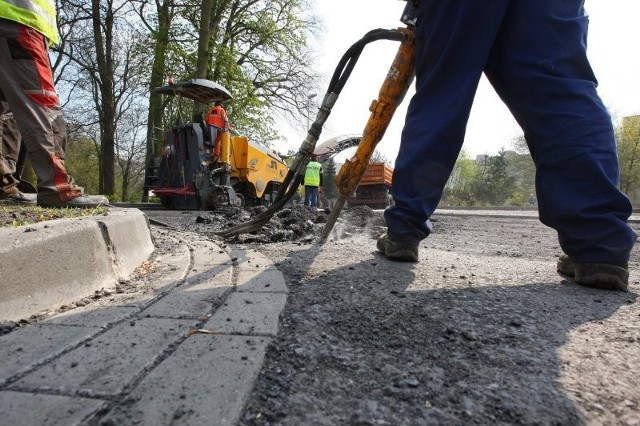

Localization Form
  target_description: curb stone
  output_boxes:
[1,224,288,426]
[0,208,154,322]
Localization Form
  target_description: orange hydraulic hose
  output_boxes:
[319,26,416,242]
[335,27,415,196]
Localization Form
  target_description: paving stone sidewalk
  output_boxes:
[0,227,288,426]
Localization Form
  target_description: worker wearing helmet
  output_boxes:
[0,0,107,207]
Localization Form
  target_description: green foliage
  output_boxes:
[617,115,640,200]
[0,205,107,228]
[471,149,516,205]
[505,139,536,201]
[505,191,527,206]
[321,157,338,201]
[444,148,526,207]
[160,0,318,147]
[443,150,480,205]
[61,130,146,202]
[64,136,100,195]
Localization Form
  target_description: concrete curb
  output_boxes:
[0,228,289,426]
[0,208,154,322]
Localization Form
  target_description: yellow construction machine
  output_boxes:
[150,79,288,209]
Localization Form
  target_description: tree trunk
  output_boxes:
[142,0,173,201]
[92,0,115,196]
[193,0,214,116]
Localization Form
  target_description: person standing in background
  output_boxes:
[206,101,230,159]
[304,155,322,209]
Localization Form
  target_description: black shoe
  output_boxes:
[0,191,37,205]
[377,233,419,262]
[557,254,629,291]
[40,194,109,209]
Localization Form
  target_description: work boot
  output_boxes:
[40,194,109,209]
[557,254,629,291]
[377,233,419,262]
[0,190,36,205]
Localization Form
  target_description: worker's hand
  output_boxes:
[318,187,323,194]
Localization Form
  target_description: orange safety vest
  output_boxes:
[206,105,227,129]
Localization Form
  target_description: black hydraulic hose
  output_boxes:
[328,29,406,95]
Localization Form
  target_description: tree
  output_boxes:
[64,136,101,195]
[446,149,518,206]
[480,149,516,205]
[321,157,338,202]
[57,0,157,200]
[195,0,320,145]
[114,101,148,201]
[56,0,151,199]
[130,0,181,199]
[444,149,480,206]
[505,136,536,205]
[617,115,640,200]
[370,150,390,164]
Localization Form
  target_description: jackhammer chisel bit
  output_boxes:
[319,23,416,242]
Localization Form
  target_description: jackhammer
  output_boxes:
[216,0,418,240]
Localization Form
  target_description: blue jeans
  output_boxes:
[304,186,318,208]
[384,0,636,263]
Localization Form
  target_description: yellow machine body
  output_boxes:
[228,135,288,200]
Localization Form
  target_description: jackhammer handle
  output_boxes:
[320,27,417,243]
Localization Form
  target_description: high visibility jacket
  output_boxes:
[206,105,228,129]
[304,161,322,187]
[0,0,59,45]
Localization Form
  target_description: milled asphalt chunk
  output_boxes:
[0,219,288,426]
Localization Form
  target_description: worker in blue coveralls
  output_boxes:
[377,0,636,291]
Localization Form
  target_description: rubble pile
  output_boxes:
[189,204,387,244]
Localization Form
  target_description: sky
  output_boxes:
[278,0,640,164]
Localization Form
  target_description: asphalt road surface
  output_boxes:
[147,209,640,425]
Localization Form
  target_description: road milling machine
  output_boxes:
[150,79,288,210]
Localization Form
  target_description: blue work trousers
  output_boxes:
[385,0,636,263]
[304,186,319,208]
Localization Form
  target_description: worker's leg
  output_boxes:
[309,186,318,209]
[0,19,81,205]
[384,0,510,244]
[0,100,21,196]
[304,186,311,207]
[485,0,636,264]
